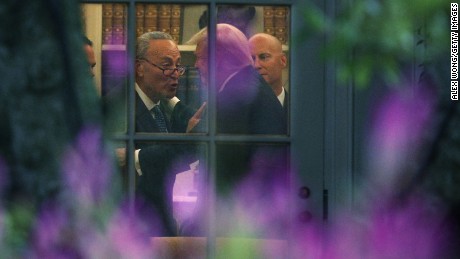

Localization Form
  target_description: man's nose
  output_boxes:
[168,68,181,79]
[254,58,262,69]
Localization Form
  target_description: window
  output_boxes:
[80,0,331,257]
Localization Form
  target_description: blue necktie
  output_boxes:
[152,105,168,133]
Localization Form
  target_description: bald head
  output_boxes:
[249,33,287,96]
[250,33,283,53]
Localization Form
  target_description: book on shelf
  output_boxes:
[263,6,289,44]
[144,4,158,33]
[123,4,128,44]
[263,6,275,36]
[274,6,288,44]
[158,4,172,35]
[103,4,183,45]
[177,67,203,110]
[136,4,145,38]
[170,5,182,44]
[112,4,125,45]
[102,4,113,45]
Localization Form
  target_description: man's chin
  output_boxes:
[159,92,176,101]
[166,92,176,99]
[262,75,270,82]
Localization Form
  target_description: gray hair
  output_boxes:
[136,31,174,59]
[185,27,207,45]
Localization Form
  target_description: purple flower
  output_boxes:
[365,198,445,258]
[31,204,80,258]
[368,86,434,193]
[230,166,291,238]
[61,126,112,205]
[290,197,446,259]
[105,202,156,258]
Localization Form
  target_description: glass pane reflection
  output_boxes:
[133,141,206,237]
[80,5,291,255]
[214,142,289,238]
[188,5,290,135]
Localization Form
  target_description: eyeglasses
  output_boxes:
[138,59,186,76]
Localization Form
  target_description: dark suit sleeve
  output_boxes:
[138,144,197,176]
[169,101,195,133]
[136,143,198,236]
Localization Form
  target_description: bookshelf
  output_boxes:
[86,4,289,49]
[81,4,289,104]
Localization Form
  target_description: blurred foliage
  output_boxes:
[301,0,451,88]
[1,203,35,256]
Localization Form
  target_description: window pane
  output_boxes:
[215,143,289,237]
[135,4,208,135]
[81,4,292,257]
[134,141,207,237]
[189,5,290,135]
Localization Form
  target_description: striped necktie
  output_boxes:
[151,105,168,133]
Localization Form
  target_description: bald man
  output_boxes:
[249,33,288,111]
[192,24,286,134]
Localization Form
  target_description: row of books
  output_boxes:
[102,4,182,45]
[102,4,125,45]
[102,5,288,46]
[263,6,289,44]
[136,4,182,43]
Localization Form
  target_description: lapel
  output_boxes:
[283,88,289,116]
[160,100,188,133]
[135,92,160,132]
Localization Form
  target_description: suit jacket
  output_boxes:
[182,66,289,237]
[283,88,289,124]
[161,100,195,134]
[135,92,197,236]
[215,65,288,190]
[217,65,287,135]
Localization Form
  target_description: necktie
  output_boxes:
[151,105,168,133]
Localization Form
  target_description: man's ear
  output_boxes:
[135,61,144,77]
[280,54,288,68]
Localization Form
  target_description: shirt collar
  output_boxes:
[277,87,286,107]
[135,83,160,111]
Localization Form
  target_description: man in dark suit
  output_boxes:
[193,25,286,135]
[249,33,289,117]
[130,31,204,236]
[182,24,288,237]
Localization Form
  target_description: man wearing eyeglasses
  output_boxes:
[136,35,184,111]
[129,31,204,236]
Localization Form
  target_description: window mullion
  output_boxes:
[206,2,217,259]
[126,0,137,210]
